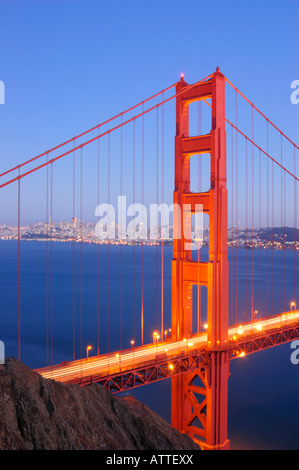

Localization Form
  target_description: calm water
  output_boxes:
[0,240,298,449]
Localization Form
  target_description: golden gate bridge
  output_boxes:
[0,67,298,450]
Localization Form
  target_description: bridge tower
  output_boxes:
[171,68,230,450]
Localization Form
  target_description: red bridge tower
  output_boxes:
[171,68,230,450]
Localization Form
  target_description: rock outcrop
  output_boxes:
[0,358,200,450]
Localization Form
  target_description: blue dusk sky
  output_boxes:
[0,0,298,226]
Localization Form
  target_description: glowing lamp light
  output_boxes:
[203,323,208,329]
[256,324,262,331]
[290,301,296,311]
[240,352,245,357]
[180,73,184,80]
[86,345,92,359]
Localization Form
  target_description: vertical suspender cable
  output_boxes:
[294,146,297,303]
[280,134,283,313]
[80,148,83,358]
[50,162,53,365]
[271,147,274,315]
[46,154,49,366]
[97,129,100,356]
[161,93,164,338]
[120,118,123,350]
[259,149,261,315]
[266,122,269,316]
[133,120,136,342]
[245,139,248,321]
[141,107,144,345]
[18,169,21,361]
[72,142,76,360]
[235,91,238,324]
[230,125,234,324]
[283,140,286,311]
[107,133,110,353]
[46,154,49,365]
[251,106,254,321]
[156,107,159,331]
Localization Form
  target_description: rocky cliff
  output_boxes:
[0,358,200,450]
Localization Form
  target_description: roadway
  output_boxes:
[36,310,299,384]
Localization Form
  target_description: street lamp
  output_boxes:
[86,345,92,360]
[154,334,160,344]
[290,301,296,311]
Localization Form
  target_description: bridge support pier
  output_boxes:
[171,350,230,450]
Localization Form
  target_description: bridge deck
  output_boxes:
[36,310,299,388]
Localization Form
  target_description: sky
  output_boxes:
[0,0,298,225]
[0,2,297,450]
